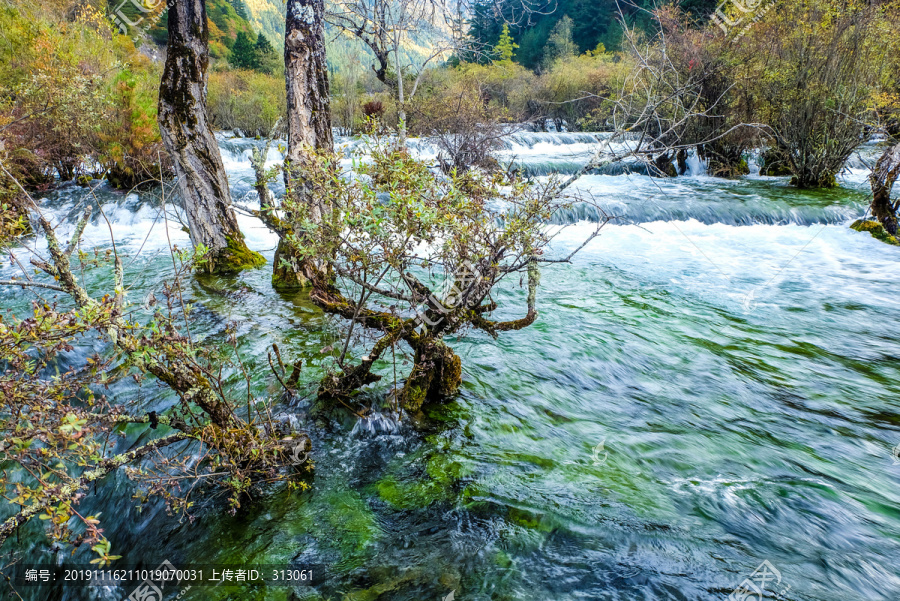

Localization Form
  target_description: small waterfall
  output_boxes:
[502,131,610,149]
[351,411,403,437]
[550,197,868,226]
[746,149,762,176]
[683,148,708,177]
[24,132,872,244]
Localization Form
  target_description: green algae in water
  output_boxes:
[375,474,451,510]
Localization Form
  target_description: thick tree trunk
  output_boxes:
[400,340,462,412]
[158,0,263,274]
[276,0,334,289]
[870,142,900,236]
[285,0,333,160]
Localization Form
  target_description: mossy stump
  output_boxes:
[271,239,310,290]
[209,235,266,274]
[791,172,837,189]
[850,219,900,246]
[760,149,793,177]
[400,341,462,412]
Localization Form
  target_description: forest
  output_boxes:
[0,0,899,599]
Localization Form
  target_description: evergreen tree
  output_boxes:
[495,24,519,62]
[464,0,651,68]
[569,0,619,53]
[255,33,274,56]
[465,0,504,63]
[254,33,278,74]
[543,15,576,66]
[231,30,258,70]
[230,0,250,21]
[515,19,553,69]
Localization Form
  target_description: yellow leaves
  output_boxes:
[74,3,109,33]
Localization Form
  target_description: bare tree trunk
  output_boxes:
[870,142,900,236]
[158,0,263,274]
[275,0,334,289]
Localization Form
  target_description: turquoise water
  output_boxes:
[2,135,899,600]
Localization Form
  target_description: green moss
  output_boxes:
[271,240,309,290]
[341,567,449,601]
[214,235,266,274]
[507,507,555,533]
[372,447,472,510]
[850,219,900,246]
[791,172,837,188]
[494,549,514,569]
[819,173,837,188]
[459,483,487,509]
[330,495,379,548]
[402,383,427,412]
[271,269,300,289]
[438,351,462,396]
[711,157,751,178]
[288,487,380,566]
[426,453,473,486]
[375,474,450,510]
[763,163,792,176]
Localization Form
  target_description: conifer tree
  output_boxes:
[231,30,258,70]
[495,24,518,63]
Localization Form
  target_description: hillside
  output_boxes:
[242,0,444,74]
[110,0,261,61]
[150,0,258,60]
[242,0,285,45]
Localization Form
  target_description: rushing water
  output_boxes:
[2,132,900,601]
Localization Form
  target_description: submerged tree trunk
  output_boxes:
[275,0,334,289]
[869,142,900,236]
[400,339,461,412]
[158,0,263,274]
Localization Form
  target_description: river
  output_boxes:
[2,132,899,601]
